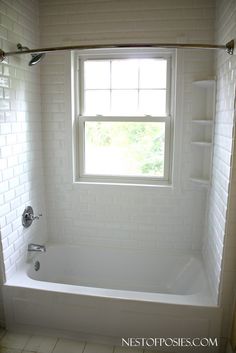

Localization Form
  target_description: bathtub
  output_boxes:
[3,244,222,352]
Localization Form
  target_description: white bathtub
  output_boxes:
[3,244,222,352]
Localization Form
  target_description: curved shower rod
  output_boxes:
[0,39,234,62]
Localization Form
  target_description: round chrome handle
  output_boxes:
[22,206,42,228]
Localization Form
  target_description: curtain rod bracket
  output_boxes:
[0,49,5,63]
[226,39,234,55]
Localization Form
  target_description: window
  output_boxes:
[75,50,173,185]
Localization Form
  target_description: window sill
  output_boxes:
[74,178,173,189]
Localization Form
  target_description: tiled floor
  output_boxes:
[0,330,163,353]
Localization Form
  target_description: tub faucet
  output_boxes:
[28,243,46,252]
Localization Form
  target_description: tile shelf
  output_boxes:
[191,141,212,146]
[190,79,215,187]
[192,79,215,87]
[190,177,210,186]
[192,120,213,125]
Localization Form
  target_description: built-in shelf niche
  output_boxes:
[190,79,215,187]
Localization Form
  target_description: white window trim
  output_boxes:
[73,48,175,186]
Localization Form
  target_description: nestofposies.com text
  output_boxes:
[121,337,218,348]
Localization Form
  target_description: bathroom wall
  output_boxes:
[39,0,215,254]
[0,0,48,325]
[202,0,236,304]
[210,0,236,345]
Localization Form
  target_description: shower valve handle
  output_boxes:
[22,206,42,228]
[27,213,42,221]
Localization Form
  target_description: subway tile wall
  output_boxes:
[40,0,215,46]
[208,0,236,345]
[0,0,48,326]
[39,0,215,253]
[203,0,236,306]
[2,0,236,345]
[2,0,236,346]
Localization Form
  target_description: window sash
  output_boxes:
[78,116,171,183]
[78,56,172,118]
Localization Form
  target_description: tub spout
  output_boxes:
[28,243,46,252]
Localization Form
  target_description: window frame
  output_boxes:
[74,49,175,185]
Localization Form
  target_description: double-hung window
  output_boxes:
[75,50,173,185]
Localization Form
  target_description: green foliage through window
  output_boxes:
[85,122,165,177]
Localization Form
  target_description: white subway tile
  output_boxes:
[0,224,12,239]
[0,203,10,217]
[0,180,9,194]
[3,244,14,260]
[5,210,17,225]
[4,190,15,203]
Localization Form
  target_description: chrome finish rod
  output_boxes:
[0,40,234,62]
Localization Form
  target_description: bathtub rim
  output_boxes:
[2,283,222,353]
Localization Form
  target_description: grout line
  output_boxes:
[81,340,87,353]
[51,336,59,353]
[22,332,32,351]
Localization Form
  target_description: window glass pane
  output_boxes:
[84,90,110,115]
[84,121,165,177]
[111,90,138,115]
[83,58,168,116]
[111,60,139,89]
[84,60,110,89]
[139,59,167,89]
[139,90,166,116]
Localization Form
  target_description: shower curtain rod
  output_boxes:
[0,39,234,61]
